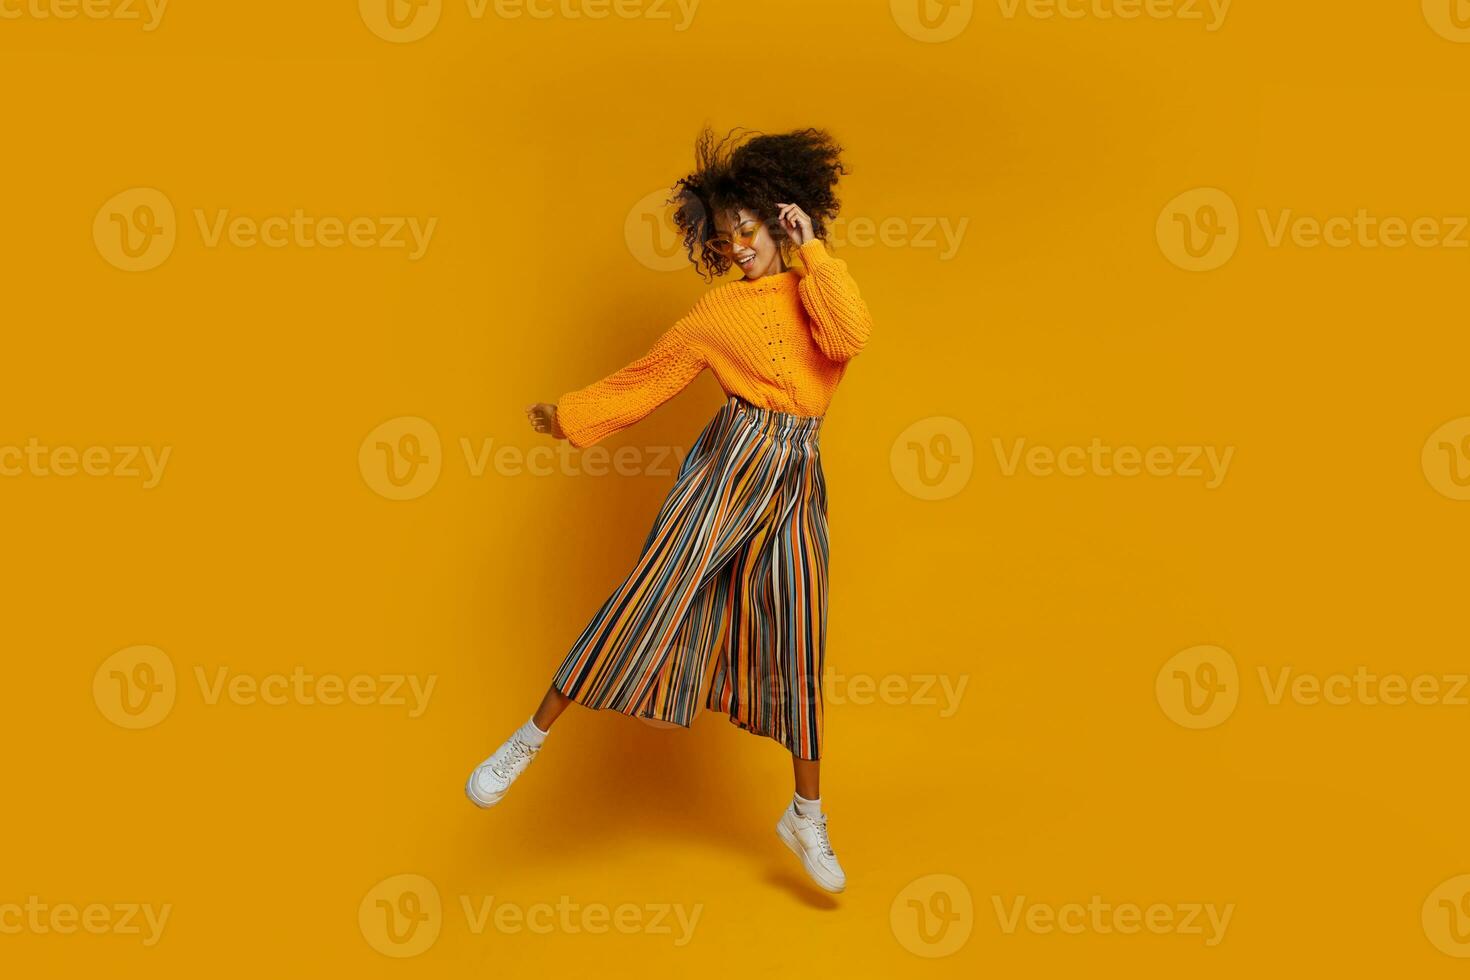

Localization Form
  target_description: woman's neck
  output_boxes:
[744,254,789,282]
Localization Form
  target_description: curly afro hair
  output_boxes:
[669,126,848,281]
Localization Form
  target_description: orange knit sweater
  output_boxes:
[556,238,873,448]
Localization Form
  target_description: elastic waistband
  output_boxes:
[726,395,823,434]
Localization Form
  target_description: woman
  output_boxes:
[466,128,872,894]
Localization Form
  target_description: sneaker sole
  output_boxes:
[776,819,846,894]
[464,771,504,809]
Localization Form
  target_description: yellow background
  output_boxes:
[3,0,1469,974]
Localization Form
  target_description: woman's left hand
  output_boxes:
[777,203,813,246]
[525,402,566,440]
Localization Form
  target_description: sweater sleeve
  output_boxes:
[796,238,873,364]
[555,316,708,449]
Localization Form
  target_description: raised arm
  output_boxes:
[795,238,873,364]
[554,317,708,449]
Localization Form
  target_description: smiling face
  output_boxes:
[712,207,785,281]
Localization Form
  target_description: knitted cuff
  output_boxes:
[553,398,596,449]
[797,238,834,271]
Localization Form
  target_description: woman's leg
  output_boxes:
[466,685,570,809]
[779,749,845,893]
[532,684,573,732]
[792,754,820,801]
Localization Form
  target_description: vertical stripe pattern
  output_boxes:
[552,395,830,760]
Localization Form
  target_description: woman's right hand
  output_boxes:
[525,402,567,440]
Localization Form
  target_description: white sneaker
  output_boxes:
[776,803,847,893]
[465,728,542,808]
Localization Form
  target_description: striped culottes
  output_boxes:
[552,395,830,760]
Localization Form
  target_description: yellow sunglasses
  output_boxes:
[706,218,766,258]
